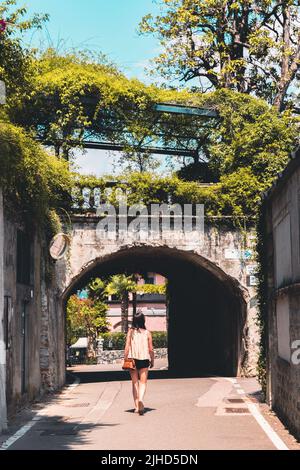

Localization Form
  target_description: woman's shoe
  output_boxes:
[138,401,144,415]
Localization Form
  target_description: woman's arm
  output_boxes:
[124,329,132,360]
[148,331,155,368]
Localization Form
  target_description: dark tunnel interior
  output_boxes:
[64,246,247,377]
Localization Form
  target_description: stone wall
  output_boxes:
[55,216,260,376]
[0,189,7,432]
[97,348,168,365]
[3,208,64,418]
[272,356,300,438]
[264,158,300,439]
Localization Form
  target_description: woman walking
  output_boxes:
[124,311,154,415]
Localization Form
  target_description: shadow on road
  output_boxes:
[10,415,121,450]
[67,369,216,384]
[125,407,156,415]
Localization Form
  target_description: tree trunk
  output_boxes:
[54,143,61,157]
[232,8,248,93]
[121,293,129,333]
[87,333,96,359]
[132,291,137,318]
[273,6,291,111]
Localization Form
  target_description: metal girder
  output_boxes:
[40,103,218,157]
[42,139,198,157]
[82,141,197,157]
[154,103,218,118]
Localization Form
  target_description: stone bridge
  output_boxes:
[49,199,259,385]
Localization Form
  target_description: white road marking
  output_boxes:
[226,378,289,450]
[246,402,289,450]
[0,375,81,450]
[0,418,41,450]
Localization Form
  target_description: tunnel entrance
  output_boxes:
[63,246,247,377]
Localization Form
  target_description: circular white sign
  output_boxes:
[49,233,70,260]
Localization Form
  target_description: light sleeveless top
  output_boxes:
[128,329,150,360]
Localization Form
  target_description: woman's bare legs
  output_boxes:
[137,368,149,414]
[129,369,139,411]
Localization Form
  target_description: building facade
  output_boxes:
[0,189,7,432]
[106,273,167,332]
[263,153,300,438]
[1,197,64,421]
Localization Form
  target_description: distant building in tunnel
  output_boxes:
[262,151,300,439]
[106,273,167,332]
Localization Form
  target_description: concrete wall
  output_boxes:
[264,161,300,438]
[0,189,7,432]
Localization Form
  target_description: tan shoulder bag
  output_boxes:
[122,329,136,370]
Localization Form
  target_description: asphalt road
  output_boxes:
[1,361,298,450]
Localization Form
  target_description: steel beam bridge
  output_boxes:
[42,103,219,158]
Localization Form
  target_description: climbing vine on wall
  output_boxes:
[255,198,269,395]
[0,119,73,238]
[74,171,265,222]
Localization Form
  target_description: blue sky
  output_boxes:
[24,0,161,81]
[22,1,168,176]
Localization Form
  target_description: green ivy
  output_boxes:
[255,198,269,396]
[0,120,73,238]
[74,171,268,221]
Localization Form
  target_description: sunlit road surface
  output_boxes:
[1,360,298,450]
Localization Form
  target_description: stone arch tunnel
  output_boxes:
[62,246,248,377]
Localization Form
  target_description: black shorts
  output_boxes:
[134,359,150,370]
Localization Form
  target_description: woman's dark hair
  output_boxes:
[132,311,146,330]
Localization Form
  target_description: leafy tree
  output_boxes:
[73,89,298,218]
[195,89,298,181]
[5,42,206,170]
[0,120,72,236]
[0,0,48,112]
[11,48,172,166]
[106,275,137,333]
[140,0,300,109]
[66,295,108,357]
[88,275,166,322]
[88,277,107,301]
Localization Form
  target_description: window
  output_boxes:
[144,273,155,285]
[17,231,32,285]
